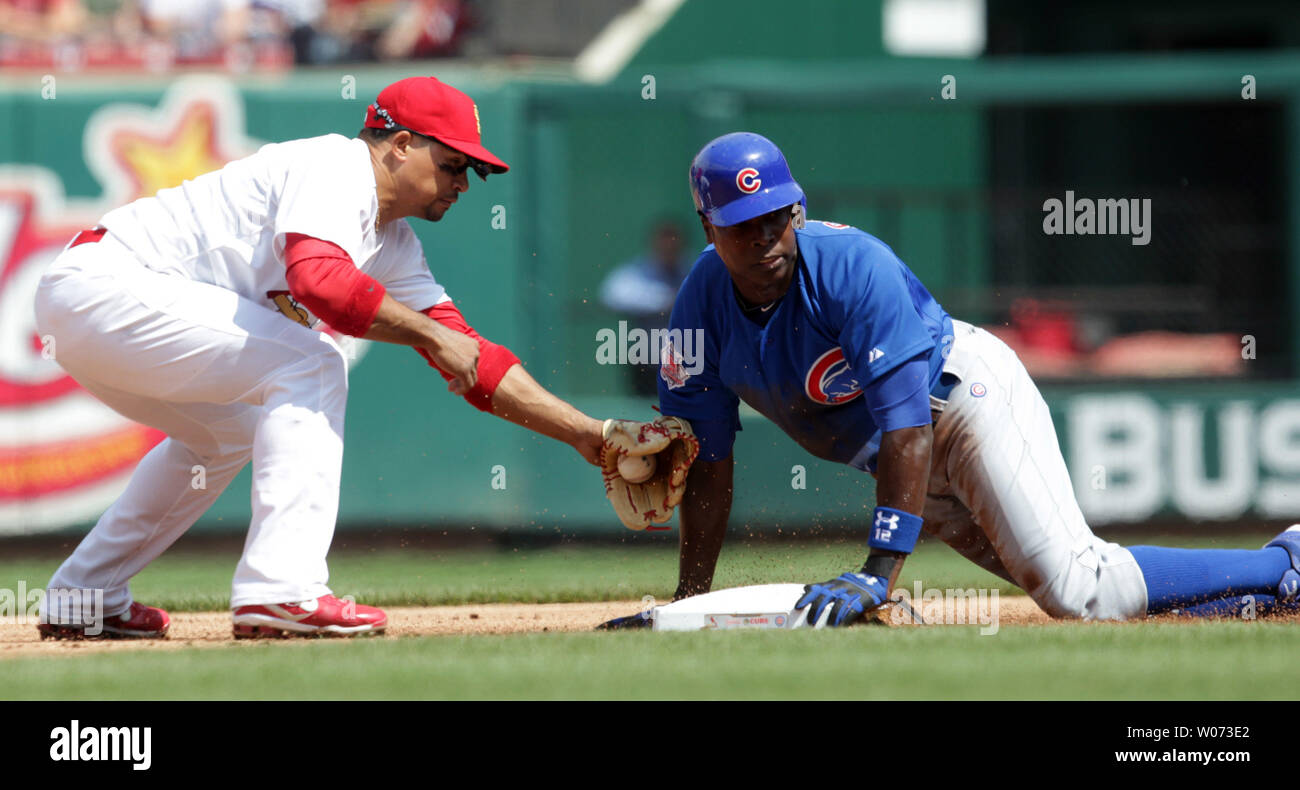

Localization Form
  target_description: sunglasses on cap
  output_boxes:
[387,123,494,180]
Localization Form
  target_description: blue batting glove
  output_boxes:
[795,572,889,627]
[595,610,653,631]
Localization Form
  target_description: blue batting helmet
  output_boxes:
[688,132,805,227]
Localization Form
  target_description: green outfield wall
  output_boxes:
[3,51,1300,536]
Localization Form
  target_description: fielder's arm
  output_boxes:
[863,423,933,590]
[276,233,479,393]
[489,365,604,466]
[363,293,480,393]
[403,300,604,466]
[674,455,735,600]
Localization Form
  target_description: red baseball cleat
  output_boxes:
[231,594,388,639]
[38,601,171,640]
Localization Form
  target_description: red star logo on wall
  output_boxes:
[0,77,257,531]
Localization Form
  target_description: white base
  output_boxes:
[650,584,834,631]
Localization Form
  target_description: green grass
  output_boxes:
[2,619,1297,700]
[0,537,1027,611]
[2,531,1276,612]
[4,531,1294,701]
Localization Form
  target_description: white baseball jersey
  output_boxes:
[98,133,450,323]
[37,133,456,615]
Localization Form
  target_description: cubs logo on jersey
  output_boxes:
[804,347,862,405]
[660,222,953,470]
[736,168,761,194]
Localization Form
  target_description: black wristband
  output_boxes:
[862,551,903,579]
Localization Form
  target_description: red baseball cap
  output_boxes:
[364,76,509,177]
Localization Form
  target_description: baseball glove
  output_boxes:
[601,416,700,531]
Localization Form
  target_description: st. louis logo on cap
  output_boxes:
[736,167,761,194]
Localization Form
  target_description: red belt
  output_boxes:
[69,227,107,247]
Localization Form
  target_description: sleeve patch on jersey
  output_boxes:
[817,221,851,229]
[266,290,312,327]
[660,338,691,390]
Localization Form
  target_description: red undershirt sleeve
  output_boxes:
[283,232,386,337]
[415,302,521,412]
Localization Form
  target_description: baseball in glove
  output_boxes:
[601,416,700,531]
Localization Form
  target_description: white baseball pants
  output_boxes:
[923,320,1149,619]
[33,234,347,615]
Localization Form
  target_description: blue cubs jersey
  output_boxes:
[657,220,953,471]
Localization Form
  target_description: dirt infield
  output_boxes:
[0,597,1055,659]
[4,596,1289,660]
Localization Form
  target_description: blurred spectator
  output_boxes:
[245,1,476,66]
[599,219,692,396]
[0,0,86,56]
[0,0,87,43]
[988,297,1085,378]
[0,0,482,66]
[69,1,145,67]
[376,0,468,60]
[138,0,249,60]
[95,1,147,46]
[984,297,1245,380]
[281,0,399,65]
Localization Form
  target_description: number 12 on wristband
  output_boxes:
[869,506,923,554]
